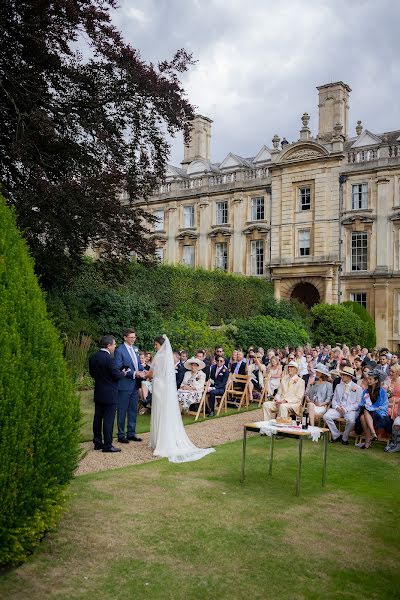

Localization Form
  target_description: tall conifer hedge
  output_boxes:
[0,197,80,566]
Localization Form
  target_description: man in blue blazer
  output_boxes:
[89,335,127,452]
[114,329,145,443]
[207,358,230,416]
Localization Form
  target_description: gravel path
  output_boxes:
[76,408,263,475]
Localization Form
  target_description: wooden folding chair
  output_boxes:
[216,374,251,415]
[189,381,210,422]
[257,385,267,407]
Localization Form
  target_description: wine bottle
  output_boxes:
[301,408,309,430]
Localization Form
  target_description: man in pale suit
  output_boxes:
[114,328,145,443]
[263,361,305,420]
[323,365,362,445]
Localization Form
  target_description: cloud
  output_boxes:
[112,0,400,165]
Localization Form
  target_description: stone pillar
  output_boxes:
[166,205,178,263]
[198,198,210,268]
[375,177,391,273]
[373,281,389,348]
[232,196,244,273]
[274,278,281,301]
[324,274,333,303]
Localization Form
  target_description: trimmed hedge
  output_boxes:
[233,315,310,350]
[48,261,275,339]
[311,303,369,348]
[164,316,236,356]
[0,197,80,566]
[341,301,376,349]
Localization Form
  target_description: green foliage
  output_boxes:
[310,303,369,347]
[341,301,376,349]
[0,196,80,566]
[165,317,235,356]
[233,315,310,350]
[261,295,312,331]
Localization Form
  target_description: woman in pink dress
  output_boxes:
[386,364,400,418]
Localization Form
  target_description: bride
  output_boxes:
[145,335,215,463]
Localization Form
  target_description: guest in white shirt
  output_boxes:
[323,366,363,445]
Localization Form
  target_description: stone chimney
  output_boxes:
[317,81,351,141]
[181,114,213,165]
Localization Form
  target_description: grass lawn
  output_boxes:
[1,437,399,599]
[79,389,261,442]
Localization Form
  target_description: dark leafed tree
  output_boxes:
[0,0,194,288]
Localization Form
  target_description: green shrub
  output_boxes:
[341,301,376,349]
[310,303,369,347]
[164,317,235,356]
[0,196,80,566]
[83,289,163,349]
[233,315,310,350]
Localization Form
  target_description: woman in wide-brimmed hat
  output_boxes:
[177,357,206,414]
[305,363,333,426]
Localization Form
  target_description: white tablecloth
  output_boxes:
[254,420,323,442]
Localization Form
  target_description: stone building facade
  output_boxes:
[137,82,400,349]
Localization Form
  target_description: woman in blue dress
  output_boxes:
[356,369,392,449]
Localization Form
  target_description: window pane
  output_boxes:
[351,232,368,271]
[299,187,311,211]
[183,206,194,228]
[251,197,265,220]
[299,230,310,256]
[216,201,228,225]
[154,247,164,261]
[182,245,194,267]
[154,209,164,231]
[215,243,228,271]
[350,292,367,308]
[251,240,264,275]
[351,183,368,210]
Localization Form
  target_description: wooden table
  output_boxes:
[240,421,330,496]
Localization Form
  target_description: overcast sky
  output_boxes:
[111,0,400,166]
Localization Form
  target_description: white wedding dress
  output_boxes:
[150,336,215,463]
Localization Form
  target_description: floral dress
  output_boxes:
[177,371,206,413]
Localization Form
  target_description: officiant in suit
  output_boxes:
[114,329,144,443]
[89,335,127,452]
[207,357,230,416]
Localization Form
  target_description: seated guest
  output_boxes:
[138,352,152,415]
[229,350,238,367]
[207,357,230,417]
[359,365,371,390]
[385,415,400,453]
[323,365,363,445]
[265,355,282,397]
[174,351,187,389]
[305,363,333,426]
[355,369,392,449]
[247,350,267,399]
[386,364,400,418]
[263,361,305,420]
[332,359,356,391]
[196,349,210,381]
[230,350,247,375]
[353,356,363,382]
[177,357,206,414]
[215,346,229,366]
[376,353,390,379]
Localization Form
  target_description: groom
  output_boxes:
[114,329,144,443]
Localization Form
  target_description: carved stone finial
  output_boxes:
[355,120,363,136]
[333,122,343,140]
[272,134,280,150]
[381,132,389,144]
[281,137,289,148]
[301,112,310,128]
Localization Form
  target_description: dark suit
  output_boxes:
[175,361,187,389]
[208,364,230,412]
[89,349,124,450]
[114,343,143,439]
